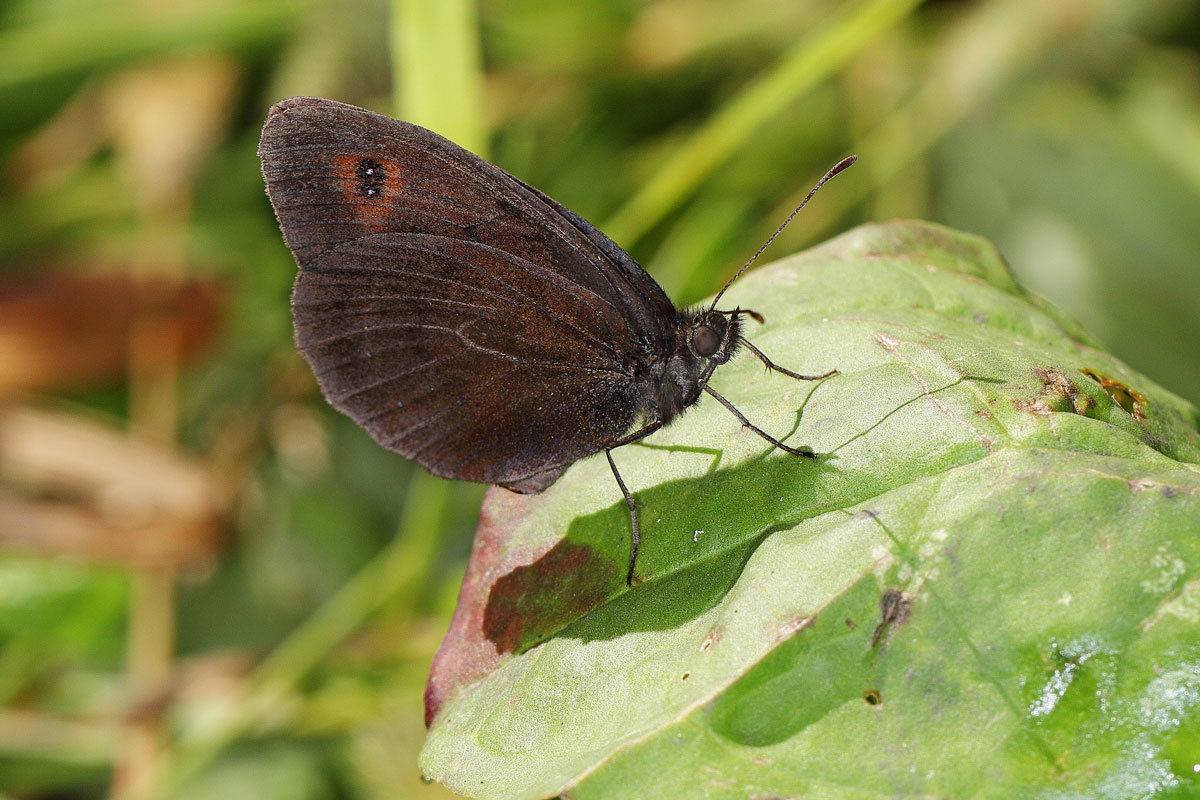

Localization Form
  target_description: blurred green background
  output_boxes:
[0,0,1198,798]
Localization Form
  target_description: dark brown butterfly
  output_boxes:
[258,97,853,586]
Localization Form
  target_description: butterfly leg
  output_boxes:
[605,421,663,587]
[702,384,817,460]
[740,337,837,381]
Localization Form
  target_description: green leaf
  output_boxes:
[420,220,1200,800]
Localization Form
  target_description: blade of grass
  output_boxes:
[0,709,118,765]
[601,0,924,248]
[390,0,486,156]
[766,0,1085,250]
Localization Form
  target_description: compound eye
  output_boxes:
[692,325,720,357]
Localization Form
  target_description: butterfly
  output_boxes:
[259,97,853,585]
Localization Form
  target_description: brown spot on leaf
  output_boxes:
[1036,366,1074,396]
[1081,368,1147,421]
[483,540,615,654]
[701,626,722,652]
[1016,366,1091,417]
[870,588,912,648]
[426,489,617,726]
[774,614,813,643]
[1014,396,1054,417]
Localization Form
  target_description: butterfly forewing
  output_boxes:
[260,97,665,490]
[260,98,672,325]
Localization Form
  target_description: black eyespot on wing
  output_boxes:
[356,158,384,196]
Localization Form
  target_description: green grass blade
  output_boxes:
[602,0,924,248]
[390,0,486,155]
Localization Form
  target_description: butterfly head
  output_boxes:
[686,308,755,364]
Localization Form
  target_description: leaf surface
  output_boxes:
[421,221,1200,799]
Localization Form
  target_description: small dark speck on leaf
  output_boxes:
[863,689,883,706]
[871,588,912,648]
[973,312,988,324]
[845,618,857,629]
[880,588,910,625]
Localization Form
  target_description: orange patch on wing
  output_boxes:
[330,153,406,233]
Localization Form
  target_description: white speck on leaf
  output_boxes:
[1141,546,1185,594]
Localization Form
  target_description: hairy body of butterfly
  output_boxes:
[259,97,849,585]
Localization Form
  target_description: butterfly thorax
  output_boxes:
[632,309,743,426]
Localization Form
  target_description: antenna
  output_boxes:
[709,154,857,311]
